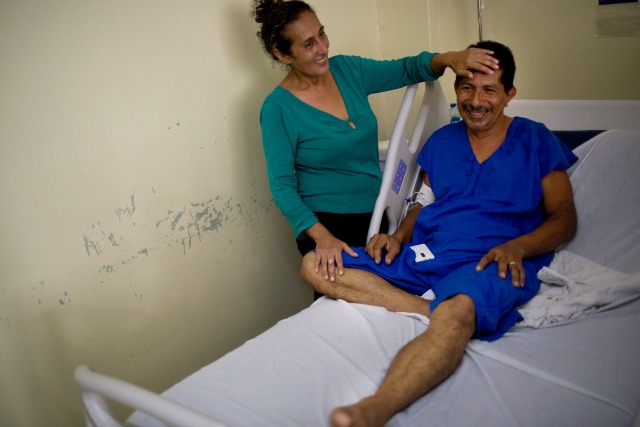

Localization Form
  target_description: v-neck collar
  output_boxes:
[467,118,519,165]
[276,70,354,127]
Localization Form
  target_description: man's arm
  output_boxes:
[476,170,577,286]
[365,174,431,264]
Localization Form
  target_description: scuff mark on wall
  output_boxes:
[0,286,10,326]
[107,232,120,247]
[83,235,102,256]
[167,121,189,130]
[58,291,70,305]
[114,193,136,222]
[169,211,184,230]
[0,313,9,328]
[28,281,71,307]
[101,265,116,273]
[33,281,45,305]
[83,188,274,277]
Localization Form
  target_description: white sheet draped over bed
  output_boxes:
[518,129,640,327]
[519,250,640,327]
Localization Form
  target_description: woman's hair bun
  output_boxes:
[251,0,313,61]
[252,0,279,25]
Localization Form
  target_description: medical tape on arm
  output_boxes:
[415,182,435,206]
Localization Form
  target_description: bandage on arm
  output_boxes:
[415,182,435,206]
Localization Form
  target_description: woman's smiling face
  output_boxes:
[277,11,330,78]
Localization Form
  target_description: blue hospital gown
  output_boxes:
[343,117,577,340]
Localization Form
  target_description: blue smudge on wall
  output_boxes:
[114,193,136,222]
[83,188,273,275]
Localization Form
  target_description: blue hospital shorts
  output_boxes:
[341,244,541,341]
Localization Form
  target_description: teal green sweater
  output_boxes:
[260,52,442,239]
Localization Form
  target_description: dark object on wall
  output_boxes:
[599,0,638,5]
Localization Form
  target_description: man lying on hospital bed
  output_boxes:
[301,40,579,427]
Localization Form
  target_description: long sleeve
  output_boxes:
[260,99,319,239]
[259,53,444,239]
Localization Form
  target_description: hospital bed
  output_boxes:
[75,81,640,427]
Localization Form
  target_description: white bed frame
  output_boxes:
[506,99,640,131]
[74,366,225,427]
[367,81,449,240]
[75,81,640,427]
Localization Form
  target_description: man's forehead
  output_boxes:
[459,69,504,88]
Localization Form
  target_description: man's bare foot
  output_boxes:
[330,408,354,427]
[329,399,392,427]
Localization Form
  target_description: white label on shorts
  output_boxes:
[410,243,434,262]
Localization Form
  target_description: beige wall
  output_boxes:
[0,1,379,425]
[1,0,638,425]
[375,0,640,134]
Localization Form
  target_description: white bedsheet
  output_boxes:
[562,129,640,274]
[519,251,640,327]
[128,299,429,427]
[128,296,640,427]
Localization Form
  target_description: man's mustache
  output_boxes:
[462,104,490,114]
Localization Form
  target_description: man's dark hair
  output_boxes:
[455,40,516,92]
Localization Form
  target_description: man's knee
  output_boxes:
[433,294,476,337]
[300,252,317,287]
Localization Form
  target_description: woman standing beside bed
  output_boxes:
[252,0,499,289]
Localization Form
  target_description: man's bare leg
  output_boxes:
[300,252,429,316]
[330,294,476,427]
